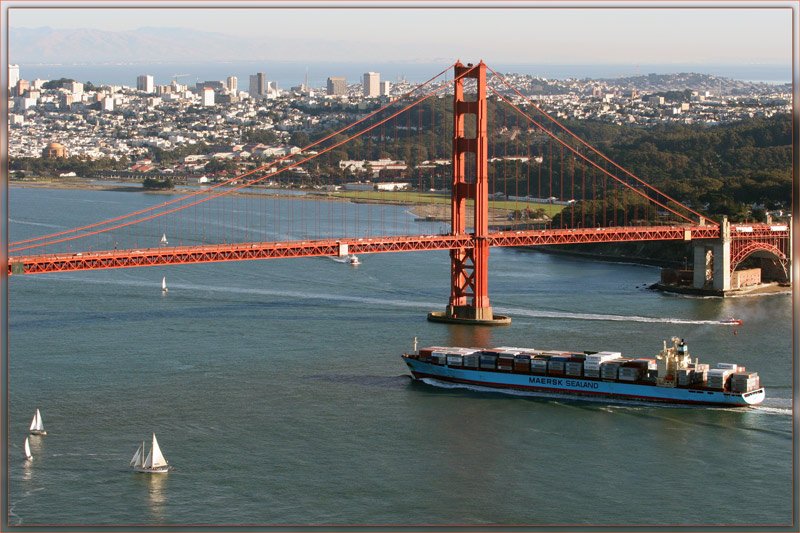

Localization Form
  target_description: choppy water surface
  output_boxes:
[7,187,793,526]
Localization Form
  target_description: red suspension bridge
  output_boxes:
[8,61,791,324]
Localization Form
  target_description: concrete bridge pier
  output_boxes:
[693,217,731,291]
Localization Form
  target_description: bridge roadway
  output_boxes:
[8,225,722,275]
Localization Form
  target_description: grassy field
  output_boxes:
[324,190,565,216]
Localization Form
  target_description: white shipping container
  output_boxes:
[587,351,621,359]
[708,368,732,376]
[446,355,463,366]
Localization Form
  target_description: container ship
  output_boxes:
[402,337,765,407]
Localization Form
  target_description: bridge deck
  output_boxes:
[9,225,724,275]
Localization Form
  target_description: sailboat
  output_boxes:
[160,234,168,246]
[161,276,168,292]
[29,409,46,435]
[24,437,32,460]
[130,433,170,473]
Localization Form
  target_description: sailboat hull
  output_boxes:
[133,466,169,473]
[29,430,47,435]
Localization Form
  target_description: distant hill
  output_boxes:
[10,26,269,64]
[596,72,789,95]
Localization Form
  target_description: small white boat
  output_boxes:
[719,316,743,325]
[29,409,46,435]
[160,234,168,246]
[161,276,168,292]
[329,254,360,265]
[131,433,170,473]
[24,437,32,460]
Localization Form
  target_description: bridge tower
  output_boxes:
[428,61,510,325]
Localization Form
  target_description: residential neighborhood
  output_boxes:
[7,67,792,184]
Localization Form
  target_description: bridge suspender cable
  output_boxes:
[11,64,467,253]
[11,63,462,252]
[486,84,700,226]
[484,65,716,226]
[10,63,459,250]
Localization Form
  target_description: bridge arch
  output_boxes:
[731,241,790,282]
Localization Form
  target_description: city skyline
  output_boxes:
[4,3,795,67]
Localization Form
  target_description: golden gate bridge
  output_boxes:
[7,61,791,324]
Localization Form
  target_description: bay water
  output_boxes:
[7,186,793,526]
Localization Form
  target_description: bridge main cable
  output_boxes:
[10,62,462,253]
[484,64,715,226]
[487,84,696,225]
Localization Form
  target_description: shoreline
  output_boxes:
[9,178,520,223]
[650,281,790,298]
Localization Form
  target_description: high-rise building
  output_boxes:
[202,87,215,106]
[327,77,346,96]
[59,93,74,109]
[137,74,154,93]
[9,64,20,90]
[196,80,225,92]
[363,72,380,97]
[227,76,238,93]
[380,81,391,96]
[15,79,29,97]
[249,73,266,98]
[65,80,84,95]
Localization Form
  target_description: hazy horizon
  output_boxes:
[6,6,794,67]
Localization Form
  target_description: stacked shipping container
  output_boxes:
[413,347,756,393]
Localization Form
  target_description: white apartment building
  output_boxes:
[202,88,215,106]
[65,81,84,95]
[363,72,380,97]
[137,74,154,93]
[9,64,19,90]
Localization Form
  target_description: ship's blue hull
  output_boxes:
[403,357,765,406]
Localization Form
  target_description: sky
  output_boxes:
[4,3,795,66]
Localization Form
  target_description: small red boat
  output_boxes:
[720,317,743,325]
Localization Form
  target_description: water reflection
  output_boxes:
[135,473,169,522]
[446,325,493,348]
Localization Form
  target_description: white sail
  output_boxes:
[130,445,142,466]
[150,434,167,468]
[160,234,168,244]
[161,277,167,291]
[142,448,153,468]
[24,437,32,460]
[29,409,44,433]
